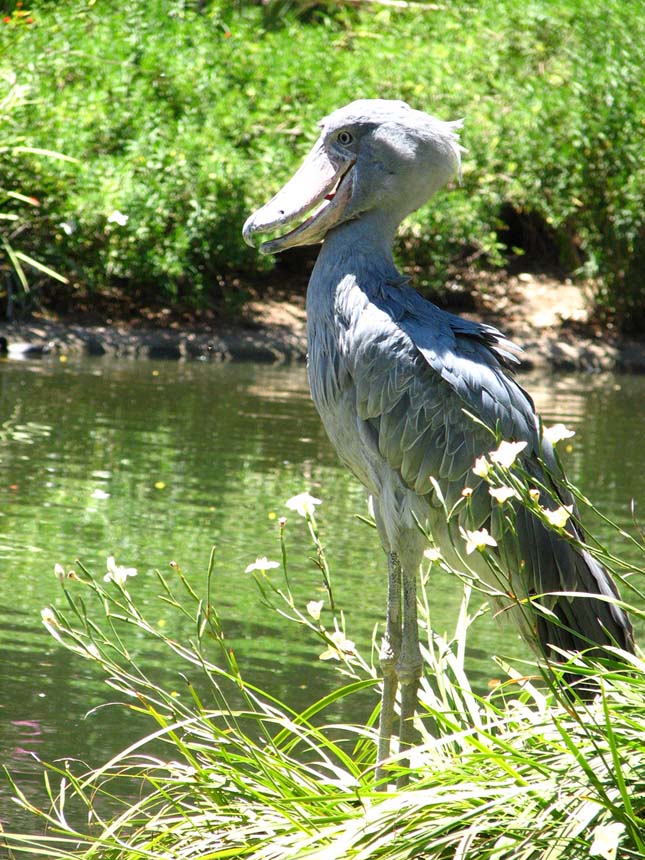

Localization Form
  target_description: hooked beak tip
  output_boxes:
[258,239,279,256]
[242,216,257,248]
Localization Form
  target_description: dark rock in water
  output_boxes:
[1,339,48,357]
[147,341,182,361]
[85,337,106,357]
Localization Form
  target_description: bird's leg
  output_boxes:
[376,551,402,784]
[396,563,423,787]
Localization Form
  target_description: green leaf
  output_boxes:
[13,250,68,283]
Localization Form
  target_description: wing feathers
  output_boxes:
[343,276,633,658]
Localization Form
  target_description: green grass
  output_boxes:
[1,0,644,327]
[3,453,645,859]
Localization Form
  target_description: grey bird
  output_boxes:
[243,99,634,782]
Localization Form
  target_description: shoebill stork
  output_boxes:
[242,99,634,780]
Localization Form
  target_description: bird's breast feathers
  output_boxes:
[307,272,542,503]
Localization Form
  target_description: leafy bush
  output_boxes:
[0,71,71,316]
[0,0,643,325]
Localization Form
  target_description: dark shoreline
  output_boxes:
[1,315,644,372]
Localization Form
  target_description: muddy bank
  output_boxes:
[0,316,307,363]
[0,298,309,364]
[1,277,644,371]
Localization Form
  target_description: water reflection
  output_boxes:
[0,358,644,832]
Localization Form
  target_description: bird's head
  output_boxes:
[242,99,463,255]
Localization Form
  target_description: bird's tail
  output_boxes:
[514,506,634,663]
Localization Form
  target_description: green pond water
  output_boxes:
[1,356,644,833]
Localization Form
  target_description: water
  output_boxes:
[1,357,644,833]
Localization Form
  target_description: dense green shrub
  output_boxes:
[0,0,643,326]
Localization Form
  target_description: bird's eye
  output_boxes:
[337,131,353,146]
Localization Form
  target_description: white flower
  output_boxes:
[589,821,625,859]
[104,556,138,585]
[543,423,575,445]
[489,485,519,504]
[107,209,128,226]
[41,607,57,626]
[306,600,324,621]
[462,527,498,555]
[319,625,355,661]
[244,556,280,574]
[490,440,528,469]
[54,563,66,581]
[41,607,62,642]
[472,455,492,478]
[285,492,322,518]
[541,505,573,529]
[423,547,442,562]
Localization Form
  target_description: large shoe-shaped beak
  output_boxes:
[242,138,355,255]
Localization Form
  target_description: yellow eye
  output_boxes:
[337,131,353,146]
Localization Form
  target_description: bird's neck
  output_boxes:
[305,213,402,412]
[309,211,402,302]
